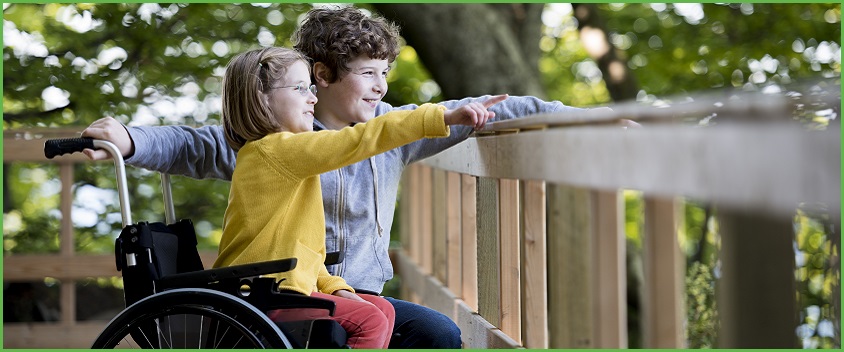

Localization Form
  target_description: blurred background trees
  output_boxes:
[3,3,840,347]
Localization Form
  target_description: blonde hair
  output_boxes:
[221,47,310,151]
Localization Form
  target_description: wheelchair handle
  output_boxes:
[44,137,178,226]
[44,138,133,226]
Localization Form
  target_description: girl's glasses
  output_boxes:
[272,84,317,96]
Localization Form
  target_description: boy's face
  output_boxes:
[314,55,390,129]
[267,60,317,133]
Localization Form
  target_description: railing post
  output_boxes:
[591,189,627,348]
[460,174,479,311]
[446,172,463,296]
[716,207,798,348]
[432,169,448,284]
[643,196,685,347]
[547,184,593,348]
[59,162,76,326]
[499,178,521,343]
[476,177,501,327]
[520,180,548,348]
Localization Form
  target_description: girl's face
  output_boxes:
[313,55,390,130]
[267,60,317,133]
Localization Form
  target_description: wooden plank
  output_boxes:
[479,91,792,132]
[642,196,685,348]
[419,164,433,274]
[547,184,593,348]
[432,169,448,283]
[460,174,479,311]
[717,208,798,348]
[446,172,463,295]
[3,252,219,281]
[395,252,520,348]
[498,178,521,343]
[422,274,458,321]
[456,301,521,349]
[520,180,548,348]
[399,167,413,256]
[422,123,840,216]
[4,129,86,163]
[591,190,627,348]
[395,250,425,309]
[476,177,500,327]
[61,281,76,324]
[408,164,421,262]
[60,163,74,256]
[59,163,76,324]
[3,321,108,348]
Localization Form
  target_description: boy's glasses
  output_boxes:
[272,84,317,96]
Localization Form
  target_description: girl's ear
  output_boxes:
[313,62,331,87]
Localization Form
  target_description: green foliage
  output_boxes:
[3,4,840,346]
[539,3,840,105]
[681,201,721,347]
[686,261,719,348]
[3,3,309,128]
[4,163,61,254]
[794,207,839,349]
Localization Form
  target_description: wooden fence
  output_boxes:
[3,86,840,348]
[3,128,219,348]
[393,89,840,348]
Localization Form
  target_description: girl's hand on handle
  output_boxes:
[80,117,135,160]
[443,94,508,130]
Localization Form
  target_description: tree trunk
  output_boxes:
[373,3,547,100]
[572,3,639,102]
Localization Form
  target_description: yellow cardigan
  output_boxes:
[215,103,449,295]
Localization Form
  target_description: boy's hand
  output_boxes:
[443,94,508,130]
[80,117,135,160]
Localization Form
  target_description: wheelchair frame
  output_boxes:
[45,138,348,349]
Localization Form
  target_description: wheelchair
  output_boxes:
[45,138,349,349]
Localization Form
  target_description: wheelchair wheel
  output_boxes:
[92,288,292,349]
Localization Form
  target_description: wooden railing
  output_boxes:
[394,88,840,348]
[3,86,840,348]
[2,128,219,348]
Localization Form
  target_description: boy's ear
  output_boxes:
[313,62,331,87]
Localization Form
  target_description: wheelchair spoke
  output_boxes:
[198,314,204,348]
[93,289,288,348]
[154,318,173,349]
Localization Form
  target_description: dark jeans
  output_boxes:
[384,297,462,348]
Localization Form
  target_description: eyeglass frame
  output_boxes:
[270,84,317,97]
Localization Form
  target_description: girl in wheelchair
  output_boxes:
[217,46,504,348]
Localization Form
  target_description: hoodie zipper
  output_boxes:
[336,168,346,277]
[370,159,384,236]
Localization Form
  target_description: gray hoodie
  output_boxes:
[124,96,584,293]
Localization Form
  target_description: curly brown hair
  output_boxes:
[292,6,401,83]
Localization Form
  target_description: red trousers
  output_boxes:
[267,292,395,349]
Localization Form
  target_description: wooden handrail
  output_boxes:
[396,87,840,348]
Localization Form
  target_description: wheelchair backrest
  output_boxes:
[116,219,204,306]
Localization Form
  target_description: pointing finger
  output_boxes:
[482,94,509,109]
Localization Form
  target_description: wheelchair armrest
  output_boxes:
[156,257,297,289]
[352,288,380,296]
[212,277,338,316]
[262,291,338,316]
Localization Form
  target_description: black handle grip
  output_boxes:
[44,137,95,159]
